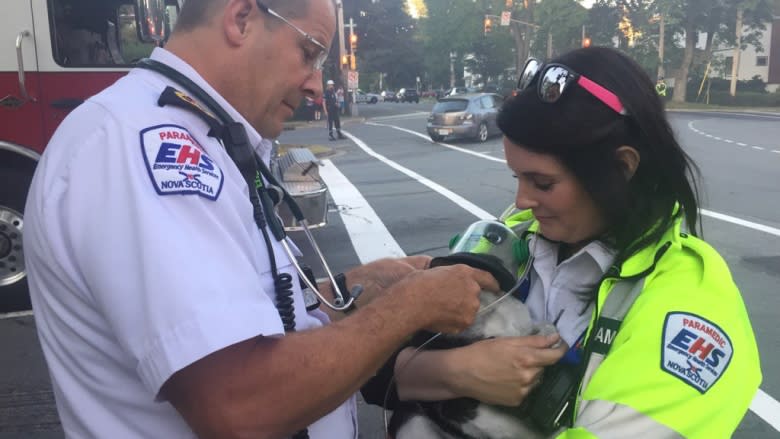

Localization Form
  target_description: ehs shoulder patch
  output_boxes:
[661,312,733,393]
[140,124,224,200]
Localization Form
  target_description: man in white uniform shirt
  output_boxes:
[23,0,498,437]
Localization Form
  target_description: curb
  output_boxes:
[284,116,368,131]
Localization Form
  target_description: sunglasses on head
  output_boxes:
[517,58,629,116]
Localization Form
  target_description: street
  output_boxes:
[2,101,779,438]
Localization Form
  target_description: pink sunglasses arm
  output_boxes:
[577,75,628,115]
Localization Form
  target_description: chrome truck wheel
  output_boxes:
[0,168,32,312]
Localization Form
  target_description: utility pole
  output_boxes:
[346,17,358,116]
[657,14,665,80]
[335,0,348,112]
[450,51,456,88]
[730,7,743,97]
[547,32,553,59]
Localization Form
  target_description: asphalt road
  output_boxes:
[2,101,778,438]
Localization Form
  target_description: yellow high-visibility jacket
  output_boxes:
[504,209,761,438]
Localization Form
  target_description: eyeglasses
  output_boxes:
[517,58,628,116]
[255,1,329,71]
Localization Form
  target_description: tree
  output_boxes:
[534,0,588,58]
[342,0,424,91]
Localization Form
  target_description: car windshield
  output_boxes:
[433,99,469,113]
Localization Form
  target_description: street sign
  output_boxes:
[501,11,511,26]
[348,70,359,90]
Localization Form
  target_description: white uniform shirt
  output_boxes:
[24,48,357,438]
[524,236,617,348]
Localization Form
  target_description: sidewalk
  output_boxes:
[665,102,780,115]
[283,115,366,131]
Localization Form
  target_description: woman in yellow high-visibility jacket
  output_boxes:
[362,47,761,438]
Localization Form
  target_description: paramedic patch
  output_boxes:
[661,312,732,393]
[140,124,224,200]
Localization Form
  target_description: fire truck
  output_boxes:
[0,0,328,312]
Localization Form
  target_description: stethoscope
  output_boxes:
[136,58,357,313]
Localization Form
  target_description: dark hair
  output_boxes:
[498,47,700,263]
[175,0,312,33]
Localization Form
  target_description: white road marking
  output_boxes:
[688,120,776,156]
[318,159,406,262]
[0,310,34,320]
[773,150,780,154]
[366,121,506,163]
[335,129,780,431]
[340,130,494,220]
[700,209,780,237]
[751,389,780,432]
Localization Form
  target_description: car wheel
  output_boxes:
[430,134,445,142]
[415,99,419,104]
[370,97,377,104]
[476,122,488,143]
[0,167,33,312]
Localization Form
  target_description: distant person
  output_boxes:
[656,77,668,97]
[323,79,345,140]
[314,95,323,121]
[337,86,345,114]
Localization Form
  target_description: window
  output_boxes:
[757,56,768,67]
[724,56,734,78]
[480,95,495,109]
[49,0,179,67]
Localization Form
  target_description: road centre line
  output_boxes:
[340,130,493,220]
[688,121,776,155]
[336,129,778,430]
[366,121,507,163]
[372,121,780,239]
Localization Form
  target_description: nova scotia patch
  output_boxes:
[661,312,733,393]
[140,124,223,200]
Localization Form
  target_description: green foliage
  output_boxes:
[534,0,588,57]
[705,91,780,106]
[343,0,424,90]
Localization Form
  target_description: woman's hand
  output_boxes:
[444,334,568,406]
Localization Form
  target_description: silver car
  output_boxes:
[426,93,504,142]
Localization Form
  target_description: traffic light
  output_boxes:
[484,17,492,35]
[350,54,356,70]
[350,33,358,52]
[582,37,592,48]
[505,0,513,7]
[341,55,349,66]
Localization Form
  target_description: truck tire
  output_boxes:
[0,168,33,312]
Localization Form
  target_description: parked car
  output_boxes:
[426,93,504,143]
[381,90,398,102]
[399,88,420,103]
[355,90,381,104]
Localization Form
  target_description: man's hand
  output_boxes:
[444,335,567,406]
[391,264,499,334]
